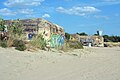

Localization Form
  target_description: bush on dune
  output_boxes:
[58,40,83,52]
[30,34,47,50]
[13,39,26,51]
[68,41,84,49]
[0,40,7,48]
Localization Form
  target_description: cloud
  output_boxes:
[18,9,34,14]
[56,6,100,16]
[92,0,120,6]
[42,14,51,18]
[0,8,34,17]
[103,0,120,4]
[4,0,45,7]
[114,13,119,16]
[94,15,109,19]
[0,8,16,16]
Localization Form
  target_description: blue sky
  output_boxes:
[0,0,120,35]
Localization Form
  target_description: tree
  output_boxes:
[8,19,23,39]
[65,32,70,41]
[103,35,120,42]
[94,34,99,36]
[77,32,88,36]
[0,18,5,31]
[103,35,110,42]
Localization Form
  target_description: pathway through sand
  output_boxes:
[0,47,120,80]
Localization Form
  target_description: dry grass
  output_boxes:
[29,34,47,50]
[26,44,38,52]
[7,37,14,47]
[104,42,120,47]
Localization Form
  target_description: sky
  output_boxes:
[0,0,120,35]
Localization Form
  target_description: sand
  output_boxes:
[0,47,120,80]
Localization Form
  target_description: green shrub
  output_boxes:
[0,41,7,48]
[57,40,70,52]
[30,34,47,50]
[13,39,19,47]
[68,41,83,49]
[7,37,14,47]
[58,41,83,52]
[13,39,26,51]
[65,33,70,41]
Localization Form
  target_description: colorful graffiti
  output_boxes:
[50,34,65,48]
[27,32,65,48]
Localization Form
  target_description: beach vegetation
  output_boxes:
[8,20,23,40]
[58,40,83,52]
[0,18,5,31]
[65,32,70,41]
[103,35,120,42]
[30,34,47,50]
[68,41,83,49]
[13,39,26,51]
[77,32,88,36]
[0,40,7,48]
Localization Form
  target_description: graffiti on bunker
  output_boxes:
[50,34,65,48]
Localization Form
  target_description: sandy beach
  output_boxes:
[0,47,120,80]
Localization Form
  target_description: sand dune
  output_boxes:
[0,47,120,80]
